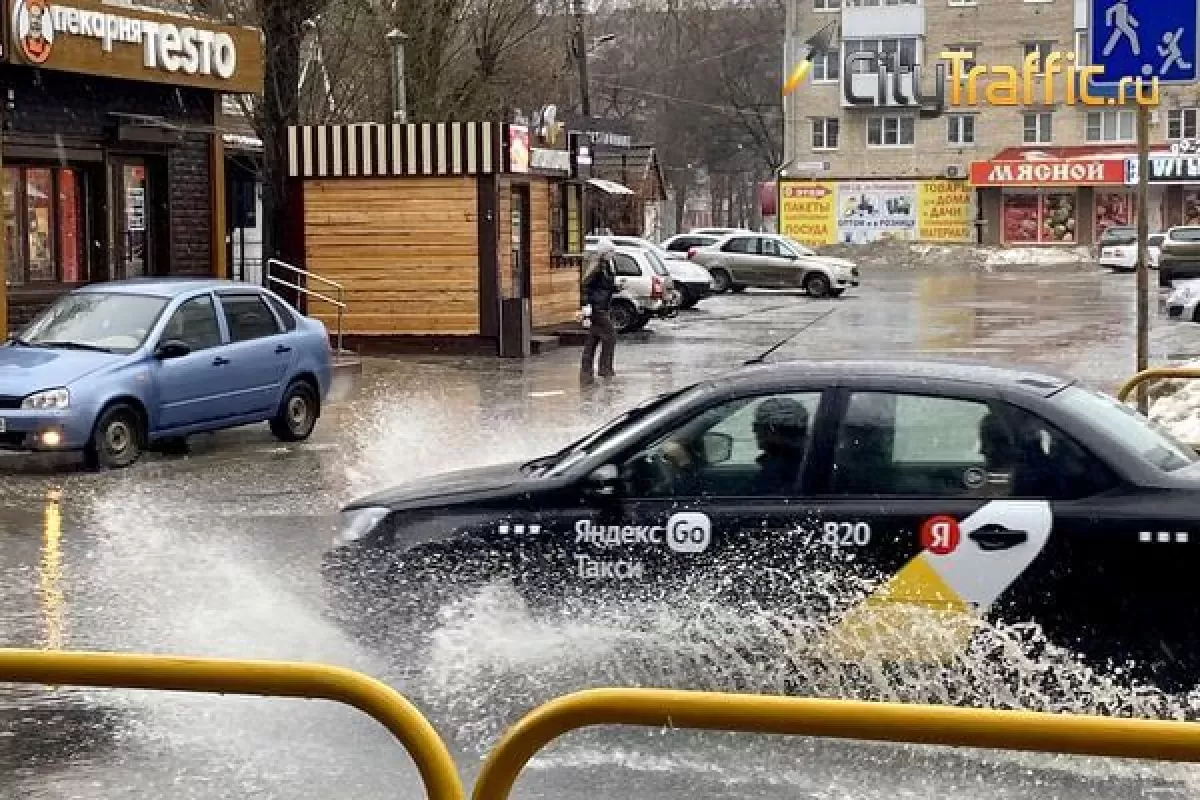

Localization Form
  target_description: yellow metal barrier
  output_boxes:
[471,688,1200,800]
[1118,367,1200,404]
[0,649,464,800]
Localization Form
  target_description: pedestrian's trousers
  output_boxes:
[581,310,617,376]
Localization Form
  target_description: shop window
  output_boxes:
[1185,191,1200,226]
[1003,192,1077,244]
[549,183,582,262]
[1095,192,1135,238]
[3,166,87,286]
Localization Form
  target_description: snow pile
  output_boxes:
[982,246,1094,267]
[814,240,1094,270]
[1149,360,1200,443]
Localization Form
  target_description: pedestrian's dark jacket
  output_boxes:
[583,257,619,311]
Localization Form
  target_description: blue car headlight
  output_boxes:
[336,507,390,545]
[22,388,70,411]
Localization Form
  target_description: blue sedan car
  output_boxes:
[0,279,334,469]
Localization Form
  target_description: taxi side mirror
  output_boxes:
[585,464,622,498]
[701,432,733,464]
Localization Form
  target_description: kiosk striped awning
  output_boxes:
[287,122,511,178]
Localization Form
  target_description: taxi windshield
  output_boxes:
[1052,386,1197,472]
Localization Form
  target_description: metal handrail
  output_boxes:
[1117,367,1200,404]
[266,257,347,354]
[471,688,1200,800]
[0,649,463,800]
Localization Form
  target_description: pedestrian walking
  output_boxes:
[580,241,622,383]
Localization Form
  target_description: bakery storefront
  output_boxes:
[0,0,263,332]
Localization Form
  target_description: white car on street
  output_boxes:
[584,241,681,333]
[1165,278,1200,322]
[1098,230,1164,271]
[587,235,714,308]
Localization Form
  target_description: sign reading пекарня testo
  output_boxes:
[8,0,263,94]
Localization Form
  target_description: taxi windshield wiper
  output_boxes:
[38,340,114,353]
[5,335,32,347]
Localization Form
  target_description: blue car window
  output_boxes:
[163,295,221,351]
[220,294,282,342]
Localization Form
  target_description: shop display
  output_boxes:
[1095,192,1134,237]
[1002,193,1040,243]
[1185,191,1200,226]
[1002,192,1077,244]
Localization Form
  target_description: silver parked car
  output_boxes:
[687,232,860,297]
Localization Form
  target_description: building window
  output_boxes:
[1022,41,1054,70]
[550,183,581,259]
[812,47,841,82]
[812,117,841,150]
[943,44,978,75]
[948,0,977,5]
[1169,108,1200,140]
[1086,109,1135,142]
[845,37,919,74]
[3,166,86,287]
[867,115,915,147]
[947,114,976,146]
[814,0,840,9]
[844,0,919,5]
[1023,111,1053,144]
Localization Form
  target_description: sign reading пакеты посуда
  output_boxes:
[8,0,263,94]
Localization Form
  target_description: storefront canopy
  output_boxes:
[587,178,635,195]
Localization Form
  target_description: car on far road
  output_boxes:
[0,279,333,469]
[327,359,1200,692]
[584,241,681,333]
[1098,229,1164,272]
[588,235,714,309]
[660,232,721,260]
[1164,278,1200,321]
[1157,226,1200,287]
[688,232,859,297]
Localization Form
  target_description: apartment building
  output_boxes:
[781,0,1200,247]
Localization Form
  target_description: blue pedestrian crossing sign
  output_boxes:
[1090,0,1199,86]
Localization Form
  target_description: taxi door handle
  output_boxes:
[212,356,231,367]
[969,526,1028,552]
[275,345,292,354]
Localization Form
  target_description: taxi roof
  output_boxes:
[714,359,1073,398]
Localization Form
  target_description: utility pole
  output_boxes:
[572,0,591,118]
[1136,100,1151,413]
[571,0,592,236]
[387,30,409,123]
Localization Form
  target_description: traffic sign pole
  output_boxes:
[1137,101,1150,414]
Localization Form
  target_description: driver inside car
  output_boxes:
[749,397,810,495]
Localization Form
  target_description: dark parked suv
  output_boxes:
[1158,227,1200,287]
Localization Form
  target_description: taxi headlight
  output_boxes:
[22,388,69,411]
[337,507,389,545]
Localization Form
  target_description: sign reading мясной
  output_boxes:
[9,0,263,94]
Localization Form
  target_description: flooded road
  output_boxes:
[3,264,1200,799]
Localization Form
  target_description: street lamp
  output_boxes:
[387,29,409,123]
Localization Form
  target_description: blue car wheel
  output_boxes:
[84,403,144,470]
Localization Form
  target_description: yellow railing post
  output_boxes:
[472,688,1200,800]
[1117,367,1200,404]
[0,649,464,800]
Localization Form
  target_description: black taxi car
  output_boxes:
[326,360,1200,689]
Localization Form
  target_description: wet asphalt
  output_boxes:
[3,263,1200,799]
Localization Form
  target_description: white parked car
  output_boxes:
[1165,278,1200,321]
[584,241,681,333]
[588,235,714,308]
[1098,228,1164,271]
[687,232,859,297]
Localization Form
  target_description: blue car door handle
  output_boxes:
[212,356,231,366]
[275,344,292,354]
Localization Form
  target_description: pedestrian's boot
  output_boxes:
[580,370,596,386]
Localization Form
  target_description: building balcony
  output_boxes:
[841,0,925,39]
